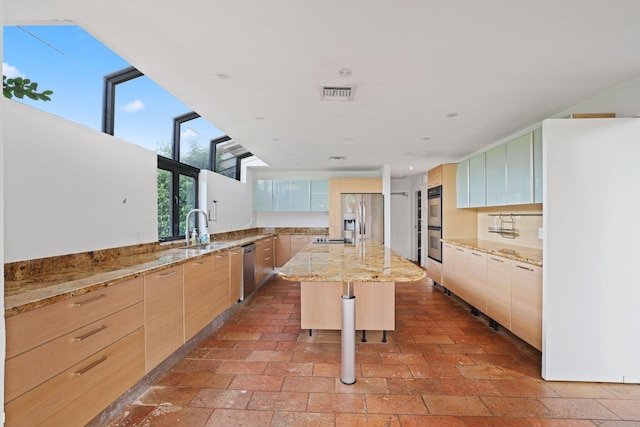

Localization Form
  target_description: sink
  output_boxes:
[180,243,229,250]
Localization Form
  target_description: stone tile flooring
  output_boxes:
[109,274,640,426]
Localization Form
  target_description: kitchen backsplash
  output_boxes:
[476,204,543,249]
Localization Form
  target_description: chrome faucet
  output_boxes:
[185,208,209,246]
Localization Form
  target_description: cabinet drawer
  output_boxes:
[6,277,143,359]
[5,301,143,403]
[184,255,215,340]
[5,328,145,427]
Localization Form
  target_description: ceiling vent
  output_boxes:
[321,85,355,101]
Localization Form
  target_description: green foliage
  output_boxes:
[3,75,54,101]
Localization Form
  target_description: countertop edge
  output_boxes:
[441,239,543,267]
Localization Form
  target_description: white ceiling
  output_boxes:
[5,0,640,177]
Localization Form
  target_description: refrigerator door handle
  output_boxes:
[361,199,367,238]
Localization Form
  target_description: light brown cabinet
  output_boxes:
[290,234,310,256]
[453,246,470,302]
[467,250,488,313]
[184,255,215,341]
[144,265,184,372]
[427,258,442,285]
[212,251,231,318]
[229,248,243,304]
[511,262,542,350]
[255,237,274,286]
[275,234,291,267]
[4,278,145,426]
[442,242,457,294]
[427,165,443,188]
[486,255,511,330]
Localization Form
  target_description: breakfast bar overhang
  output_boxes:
[278,240,426,384]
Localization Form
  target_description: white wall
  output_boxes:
[198,170,253,233]
[542,118,640,383]
[3,101,158,262]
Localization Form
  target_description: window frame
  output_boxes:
[157,155,200,241]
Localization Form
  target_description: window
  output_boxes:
[157,157,199,241]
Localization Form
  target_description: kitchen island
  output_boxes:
[278,239,425,384]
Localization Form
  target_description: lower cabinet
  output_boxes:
[184,254,215,341]
[427,258,442,285]
[229,248,243,304]
[275,234,291,267]
[255,237,274,285]
[144,265,185,372]
[4,277,145,426]
[213,250,231,318]
[487,255,512,330]
[442,242,542,351]
[290,234,310,257]
[511,262,542,350]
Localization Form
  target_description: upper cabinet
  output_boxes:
[505,133,533,204]
[427,166,443,188]
[533,128,543,203]
[458,130,542,208]
[310,180,329,211]
[469,153,486,207]
[253,180,273,211]
[253,179,328,212]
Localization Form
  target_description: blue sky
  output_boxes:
[3,25,225,153]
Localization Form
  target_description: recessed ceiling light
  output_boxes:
[447,113,458,118]
[215,73,230,79]
[338,68,352,76]
[409,166,414,170]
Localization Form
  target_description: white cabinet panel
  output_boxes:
[486,144,507,206]
[310,180,329,211]
[253,180,273,211]
[456,160,469,208]
[469,153,486,207]
[506,133,533,204]
[533,127,543,203]
[290,180,311,211]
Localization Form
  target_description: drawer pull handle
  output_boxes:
[264,247,271,251]
[73,325,107,342]
[73,356,107,376]
[516,265,534,271]
[472,252,482,257]
[216,254,227,259]
[159,271,177,278]
[490,257,504,263]
[72,294,106,307]
[194,261,206,266]
[265,256,271,261]
[456,248,464,252]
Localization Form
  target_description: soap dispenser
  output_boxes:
[190,228,198,245]
[201,227,210,244]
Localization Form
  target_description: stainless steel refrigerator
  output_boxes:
[341,193,384,243]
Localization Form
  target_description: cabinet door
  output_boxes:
[428,166,443,188]
[485,145,506,206]
[511,262,542,350]
[290,234,309,257]
[310,180,329,211]
[184,255,215,341]
[290,180,311,211]
[144,265,184,372]
[533,127,543,203]
[253,180,273,211]
[427,258,442,285]
[453,246,470,302]
[275,234,292,267]
[442,243,457,293]
[467,250,488,313]
[212,251,230,318]
[456,160,469,208]
[487,256,511,329]
[272,180,291,211]
[506,133,533,204]
[229,248,243,305]
[469,153,486,207]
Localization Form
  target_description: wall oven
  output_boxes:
[427,186,442,262]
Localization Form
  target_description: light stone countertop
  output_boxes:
[441,238,542,267]
[278,240,427,283]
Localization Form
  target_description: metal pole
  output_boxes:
[341,281,356,385]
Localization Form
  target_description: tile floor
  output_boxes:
[109,274,640,426]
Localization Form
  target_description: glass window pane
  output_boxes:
[179,116,224,169]
[157,169,173,239]
[179,174,197,236]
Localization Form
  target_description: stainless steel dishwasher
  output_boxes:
[242,243,256,299]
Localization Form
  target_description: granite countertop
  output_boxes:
[4,233,277,318]
[278,240,426,283]
[441,238,542,267]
